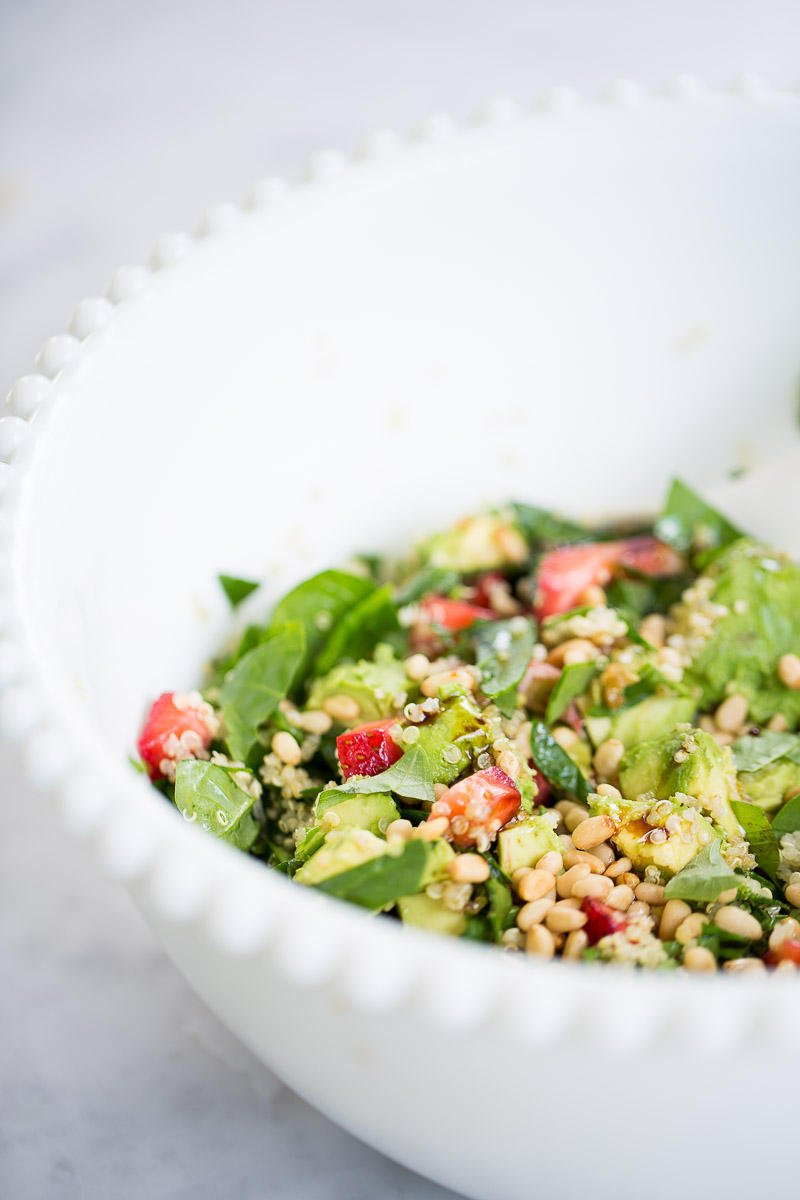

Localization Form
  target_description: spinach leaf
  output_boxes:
[218,574,259,609]
[546,661,600,724]
[655,478,743,556]
[219,621,305,762]
[474,617,536,710]
[313,585,399,676]
[313,838,432,908]
[337,742,435,803]
[529,720,590,804]
[773,794,800,839]
[731,799,780,880]
[511,502,590,549]
[663,840,743,903]
[174,761,259,850]
[395,567,460,606]
[274,825,326,877]
[697,924,756,963]
[731,730,800,773]
[269,570,375,686]
[485,858,514,942]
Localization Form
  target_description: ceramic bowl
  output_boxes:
[4,83,800,1200]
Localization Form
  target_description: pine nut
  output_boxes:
[517,868,557,902]
[606,884,634,911]
[618,872,639,890]
[639,613,666,648]
[385,818,414,842]
[563,928,589,960]
[536,850,564,875]
[578,584,607,607]
[711,730,734,747]
[404,653,432,681]
[604,857,632,879]
[559,834,576,852]
[556,864,591,898]
[714,905,763,940]
[562,848,605,874]
[786,883,800,907]
[571,874,614,900]
[545,905,588,933]
[322,693,361,722]
[595,783,621,798]
[768,713,789,732]
[769,917,800,950]
[418,816,449,841]
[592,739,625,780]
[271,731,302,765]
[587,842,615,867]
[525,925,556,957]
[564,805,591,833]
[714,693,749,732]
[675,913,708,944]
[778,652,800,689]
[660,898,692,941]
[448,854,490,883]
[548,638,597,667]
[421,668,475,698]
[571,814,616,850]
[296,709,333,734]
[552,726,579,751]
[723,957,766,974]
[516,898,555,930]
[716,887,738,904]
[775,959,798,974]
[501,928,525,950]
[627,901,650,919]
[634,882,665,905]
[683,946,717,972]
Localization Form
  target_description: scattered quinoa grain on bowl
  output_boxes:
[136,480,800,972]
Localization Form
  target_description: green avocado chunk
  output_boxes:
[414,695,491,786]
[497,814,562,876]
[590,793,716,878]
[315,790,400,834]
[397,892,467,936]
[675,538,800,725]
[585,693,697,750]
[419,512,528,572]
[294,828,389,885]
[297,833,453,909]
[738,759,800,814]
[306,643,410,725]
[619,727,742,844]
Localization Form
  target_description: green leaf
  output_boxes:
[394,567,460,606]
[529,720,590,804]
[269,570,375,687]
[313,838,431,908]
[588,664,681,718]
[220,621,305,762]
[731,729,800,773]
[655,478,744,556]
[337,742,436,803]
[174,761,259,850]
[485,859,513,943]
[510,502,590,548]
[218,574,259,609]
[731,799,780,880]
[773,794,800,839]
[546,661,600,724]
[663,840,743,903]
[313,585,399,676]
[474,617,536,704]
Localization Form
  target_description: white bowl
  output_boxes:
[4,84,800,1200]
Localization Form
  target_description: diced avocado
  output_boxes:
[585,693,697,750]
[498,814,562,876]
[739,759,800,813]
[420,512,528,572]
[294,828,388,885]
[397,892,467,937]
[306,643,410,725]
[316,790,400,834]
[415,695,491,785]
[590,793,715,878]
[302,835,453,909]
[618,727,741,843]
[420,837,456,886]
[675,538,800,724]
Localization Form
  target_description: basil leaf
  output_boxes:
[474,617,536,703]
[337,742,435,803]
[511,502,590,549]
[663,840,742,903]
[174,761,259,850]
[773,794,800,839]
[529,719,590,804]
[313,584,399,676]
[220,621,305,762]
[313,838,431,908]
[655,478,743,556]
[546,661,600,724]
[731,799,780,880]
[731,730,800,773]
[269,570,375,687]
[395,567,459,606]
[218,574,259,609]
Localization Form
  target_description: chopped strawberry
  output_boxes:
[337,718,404,779]
[534,535,683,619]
[581,897,628,945]
[419,594,496,631]
[428,766,521,848]
[138,691,217,781]
[764,939,800,967]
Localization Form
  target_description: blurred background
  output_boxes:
[2,2,800,1197]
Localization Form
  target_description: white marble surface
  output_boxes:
[3,3,800,1196]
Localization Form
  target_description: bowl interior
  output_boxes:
[14,93,800,757]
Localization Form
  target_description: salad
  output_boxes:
[137,481,800,972]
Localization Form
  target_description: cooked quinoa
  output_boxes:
[137,481,800,972]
